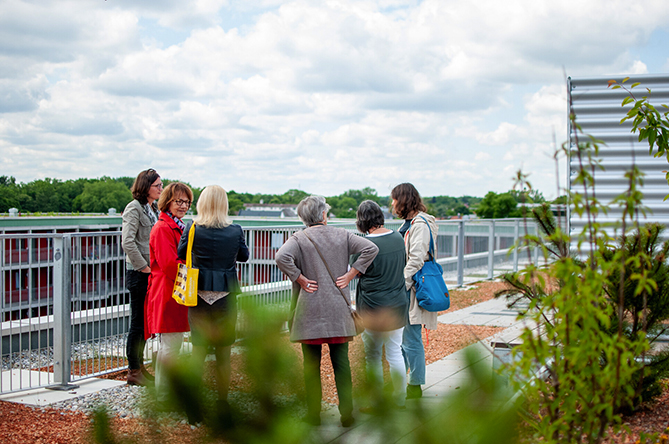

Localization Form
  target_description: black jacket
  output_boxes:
[177,222,249,294]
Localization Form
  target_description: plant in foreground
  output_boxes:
[497,85,662,443]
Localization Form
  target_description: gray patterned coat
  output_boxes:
[275,225,378,342]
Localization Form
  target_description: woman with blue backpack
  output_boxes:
[391,183,440,400]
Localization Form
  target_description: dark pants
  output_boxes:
[301,343,353,420]
[126,270,149,370]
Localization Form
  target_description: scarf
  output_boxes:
[143,202,159,226]
[165,211,185,232]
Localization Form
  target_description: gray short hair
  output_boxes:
[297,195,331,227]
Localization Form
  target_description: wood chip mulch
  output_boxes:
[3,281,668,443]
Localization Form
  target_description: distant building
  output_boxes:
[1,216,126,321]
[238,203,297,218]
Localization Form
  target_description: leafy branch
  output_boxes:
[609,77,669,198]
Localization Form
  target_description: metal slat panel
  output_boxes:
[568,74,669,244]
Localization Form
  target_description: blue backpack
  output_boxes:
[412,216,450,312]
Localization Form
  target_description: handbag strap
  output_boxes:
[186,223,196,269]
[302,230,352,308]
[416,215,435,262]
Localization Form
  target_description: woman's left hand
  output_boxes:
[335,268,360,289]
[296,274,318,293]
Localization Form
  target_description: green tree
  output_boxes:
[281,189,309,204]
[58,179,89,212]
[0,176,20,212]
[342,187,379,205]
[228,196,244,215]
[73,179,132,213]
[327,195,357,218]
[29,179,69,212]
[476,191,519,218]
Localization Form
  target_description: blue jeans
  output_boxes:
[401,321,425,385]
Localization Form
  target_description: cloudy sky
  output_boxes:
[1,0,668,198]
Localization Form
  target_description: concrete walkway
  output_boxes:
[310,295,530,443]
[0,376,125,406]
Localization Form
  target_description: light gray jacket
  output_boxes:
[275,225,379,342]
[404,212,439,330]
[122,199,157,271]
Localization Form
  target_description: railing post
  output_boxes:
[457,220,465,287]
[513,219,520,273]
[48,235,78,390]
[247,229,255,286]
[487,220,495,280]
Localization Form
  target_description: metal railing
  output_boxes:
[0,218,537,394]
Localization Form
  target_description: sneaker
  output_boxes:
[406,384,422,399]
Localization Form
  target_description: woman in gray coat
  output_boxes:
[121,168,162,386]
[275,195,378,427]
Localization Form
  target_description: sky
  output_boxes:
[1,0,669,199]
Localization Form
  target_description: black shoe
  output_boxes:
[211,399,234,434]
[186,409,204,425]
[406,384,422,399]
[341,415,355,427]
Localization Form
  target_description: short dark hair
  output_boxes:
[356,200,385,234]
[390,183,426,219]
[158,182,194,213]
[130,169,160,204]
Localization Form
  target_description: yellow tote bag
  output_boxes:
[172,224,199,307]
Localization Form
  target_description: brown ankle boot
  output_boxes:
[127,368,150,386]
[140,365,155,382]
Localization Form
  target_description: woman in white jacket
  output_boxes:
[391,183,439,400]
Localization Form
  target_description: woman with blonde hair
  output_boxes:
[177,185,249,414]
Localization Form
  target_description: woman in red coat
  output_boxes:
[145,181,193,403]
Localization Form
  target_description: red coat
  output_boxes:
[145,213,189,337]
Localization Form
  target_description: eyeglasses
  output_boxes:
[174,199,191,207]
[151,183,163,189]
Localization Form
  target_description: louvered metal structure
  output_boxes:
[568,74,669,248]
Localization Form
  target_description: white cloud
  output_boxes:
[1,0,669,198]
[629,60,649,75]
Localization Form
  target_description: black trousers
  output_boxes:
[301,342,353,420]
[126,270,149,370]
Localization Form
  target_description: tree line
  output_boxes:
[0,175,551,219]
